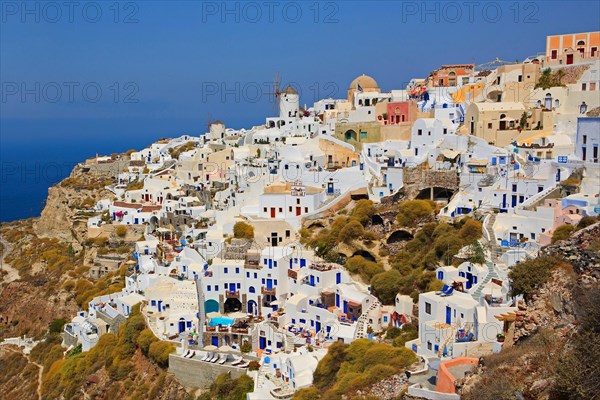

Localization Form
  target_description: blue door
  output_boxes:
[315,321,321,333]
[158,301,162,311]
[266,279,273,289]
[343,301,348,314]
[212,336,219,346]
[134,218,139,224]
[229,283,236,291]
[335,294,340,308]
[446,306,451,324]
[466,273,473,289]
[259,337,266,349]
[511,195,517,207]
[178,320,185,333]
[336,272,341,284]
[309,275,315,286]
[300,259,306,268]
[502,194,507,209]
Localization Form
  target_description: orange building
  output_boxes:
[545,31,600,65]
[426,64,474,87]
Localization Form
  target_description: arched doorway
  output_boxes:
[224,298,242,313]
[205,299,219,315]
[344,130,358,141]
[247,300,258,316]
[149,216,159,232]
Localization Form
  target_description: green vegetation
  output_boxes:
[302,200,377,262]
[41,304,174,399]
[125,180,144,191]
[391,323,418,348]
[576,216,599,230]
[168,141,196,159]
[115,225,128,237]
[49,318,67,334]
[233,221,254,239]
[535,67,566,90]
[552,224,575,243]
[197,373,254,400]
[240,340,252,353]
[294,339,417,399]
[61,175,114,191]
[508,255,563,300]
[396,200,435,227]
[345,256,384,283]
[371,270,402,304]
[370,219,481,303]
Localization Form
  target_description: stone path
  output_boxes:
[0,235,20,283]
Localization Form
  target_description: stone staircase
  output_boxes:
[471,261,499,301]
[354,300,381,339]
[483,213,502,264]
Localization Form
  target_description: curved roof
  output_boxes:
[349,74,379,90]
[282,85,298,95]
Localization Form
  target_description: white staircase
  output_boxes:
[354,300,381,339]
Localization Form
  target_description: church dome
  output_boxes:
[349,74,379,91]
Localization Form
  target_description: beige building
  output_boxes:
[465,102,551,146]
[318,137,359,169]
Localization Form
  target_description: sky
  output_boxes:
[0,0,599,220]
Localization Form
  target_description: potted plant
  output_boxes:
[497,333,505,343]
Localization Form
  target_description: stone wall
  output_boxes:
[168,354,247,388]
[381,167,459,204]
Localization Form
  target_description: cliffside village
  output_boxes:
[61,31,600,399]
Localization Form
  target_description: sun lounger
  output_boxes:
[200,352,210,361]
[230,356,243,366]
[218,354,227,364]
[183,350,190,358]
[239,361,250,368]
[204,352,214,362]
[436,285,449,295]
[210,353,219,363]
[189,351,196,359]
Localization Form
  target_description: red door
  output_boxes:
[567,54,574,65]
[296,207,301,216]
[270,208,276,218]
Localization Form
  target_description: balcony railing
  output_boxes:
[226,290,239,299]
[288,269,298,279]
[262,286,276,295]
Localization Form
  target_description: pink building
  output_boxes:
[386,101,409,125]
[539,198,584,245]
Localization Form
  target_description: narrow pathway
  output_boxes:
[0,235,21,283]
[2,346,43,400]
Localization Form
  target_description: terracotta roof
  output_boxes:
[113,201,142,209]
[141,205,162,212]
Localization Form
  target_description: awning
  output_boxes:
[441,149,460,159]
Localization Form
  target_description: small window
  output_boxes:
[487,123,492,129]
[425,302,431,315]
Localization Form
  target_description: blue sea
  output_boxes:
[0,117,208,222]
